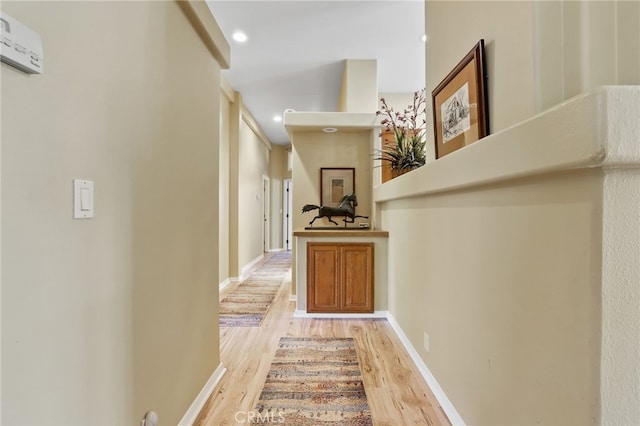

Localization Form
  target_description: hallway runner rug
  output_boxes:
[219,251,291,327]
[251,337,373,425]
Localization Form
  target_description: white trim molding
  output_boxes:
[218,277,235,292]
[178,363,227,426]
[293,310,388,319]
[386,313,465,426]
[239,254,264,282]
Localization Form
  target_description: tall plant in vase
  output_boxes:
[374,88,427,177]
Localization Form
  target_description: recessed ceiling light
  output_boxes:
[273,115,282,123]
[232,31,248,43]
[421,34,427,43]
[322,127,338,133]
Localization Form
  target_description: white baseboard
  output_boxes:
[219,278,235,292]
[178,363,227,426]
[239,254,264,281]
[293,310,388,319]
[386,313,465,426]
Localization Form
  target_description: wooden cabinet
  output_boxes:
[307,242,374,313]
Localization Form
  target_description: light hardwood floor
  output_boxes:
[195,254,450,425]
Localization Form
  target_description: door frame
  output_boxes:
[262,175,270,252]
[282,179,292,250]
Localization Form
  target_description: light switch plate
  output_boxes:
[73,179,94,219]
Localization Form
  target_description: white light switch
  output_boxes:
[80,188,92,211]
[74,179,94,219]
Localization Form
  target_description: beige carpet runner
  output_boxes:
[251,337,373,425]
[219,251,291,327]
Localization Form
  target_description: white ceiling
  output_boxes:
[206,0,426,145]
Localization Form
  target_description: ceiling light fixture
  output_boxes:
[322,127,338,133]
[273,115,282,123]
[421,34,428,43]
[232,31,248,43]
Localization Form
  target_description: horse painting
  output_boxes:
[302,193,368,226]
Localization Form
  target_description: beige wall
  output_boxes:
[1,2,223,424]
[292,131,374,231]
[221,93,277,280]
[533,1,640,110]
[269,145,290,250]
[237,119,270,269]
[227,93,242,277]
[383,171,602,425]
[337,59,378,113]
[219,89,231,283]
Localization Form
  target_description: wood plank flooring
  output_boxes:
[195,253,450,425]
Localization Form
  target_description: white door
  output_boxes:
[263,176,270,252]
[283,179,293,250]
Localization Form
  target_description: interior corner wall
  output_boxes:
[337,59,378,113]
[533,0,640,112]
[219,94,231,283]
[337,60,348,112]
[1,2,221,424]
[228,93,241,277]
[425,1,535,162]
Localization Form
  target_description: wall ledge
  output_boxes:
[374,86,640,203]
[284,112,378,140]
[293,229,389,238]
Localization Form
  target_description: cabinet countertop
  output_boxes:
[293,229,389,238]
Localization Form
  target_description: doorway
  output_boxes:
[283,179,292,250]
[262,176,270,252]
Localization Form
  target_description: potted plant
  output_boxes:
[374,88,427,179]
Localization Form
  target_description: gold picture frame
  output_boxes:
[432,40,489,159]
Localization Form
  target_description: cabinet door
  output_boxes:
[341,244,374,313]
[307,244,341,312]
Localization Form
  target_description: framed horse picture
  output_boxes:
[320,168,355,208]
